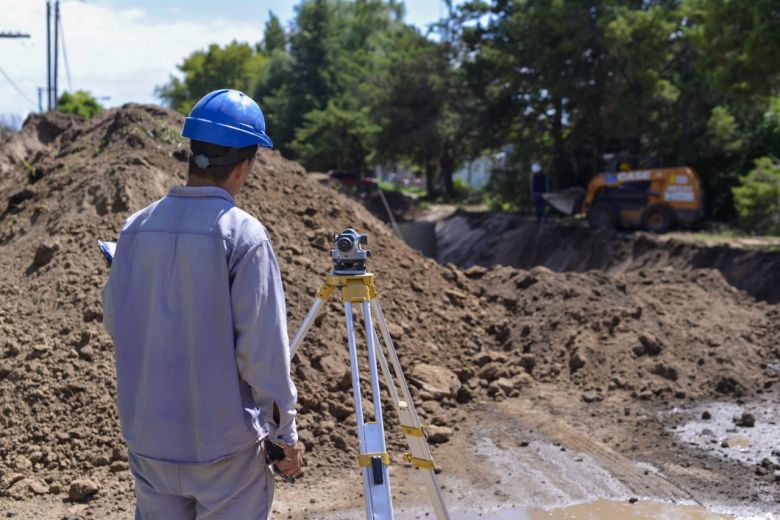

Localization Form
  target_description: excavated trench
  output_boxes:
[435,211,780,304]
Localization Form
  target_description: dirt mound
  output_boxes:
[457,265,779,403]
[0,106,777,510]
[0,106,490,501]
[437,211,780,303]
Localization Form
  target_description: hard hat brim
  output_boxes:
[182,116,273,149]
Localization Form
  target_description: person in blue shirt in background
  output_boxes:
[102,89,303,519]
[530,162,549,224]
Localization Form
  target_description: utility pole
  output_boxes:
[53,0,60,109]
[47,1,52,110]
[45,0,62,111]
[38,87,44,112]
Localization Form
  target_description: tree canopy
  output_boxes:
[156,0,780,222]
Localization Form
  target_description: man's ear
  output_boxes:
[233,158,251,182]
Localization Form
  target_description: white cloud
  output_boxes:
[0,1,262,119]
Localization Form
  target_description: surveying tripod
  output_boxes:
[289,229,451,520]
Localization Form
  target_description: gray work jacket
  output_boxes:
[102,185,297,464]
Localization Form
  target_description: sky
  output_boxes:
[0,0,445,122]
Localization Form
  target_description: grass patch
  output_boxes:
[378,181,426,199]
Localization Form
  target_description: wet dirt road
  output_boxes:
[270,389,777,519]
[2,388,776,519]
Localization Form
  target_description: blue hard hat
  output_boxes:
[181,89,273,148]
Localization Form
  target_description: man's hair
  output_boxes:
[188,140,258,183]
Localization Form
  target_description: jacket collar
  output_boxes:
[168,185,235,204]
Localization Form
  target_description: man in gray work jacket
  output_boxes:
[102,89,303,519]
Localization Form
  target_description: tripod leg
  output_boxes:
[371,298,451,520]
[345,302,393,520]
[373,328,401,405]
[289,283,334,358]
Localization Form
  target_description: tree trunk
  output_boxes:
[552,96,566,190]
[425,160,437,200]
[678,40,692,164]
[440,143,455,200]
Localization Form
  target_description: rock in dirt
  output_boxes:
[68,478,99,501]
[25,479,48,495]
[734,412,756,427]
[0,361,12,380]
[425,425,453,444]
[77,345,95,361]
[410,364,460,399]
[30,241,59,271]
[0,473,25,490]
[634,334,663,357]
[109,461,129,473]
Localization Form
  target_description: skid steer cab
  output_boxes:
[544,167,704,233]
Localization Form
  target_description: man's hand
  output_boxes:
[277,442,304,478]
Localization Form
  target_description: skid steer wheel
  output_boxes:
[641,204,676,233]
[587,202,617,229]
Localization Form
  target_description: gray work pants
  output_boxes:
[129,443,274,519]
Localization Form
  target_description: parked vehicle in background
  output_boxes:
[327,170,377,188]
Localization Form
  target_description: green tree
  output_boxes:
[266,0,404,165]
[156,41,267,114]
[458,1,610,195]
[260,12,287,53]
[373,25,447,196]
[57,90,102,119]
[732,157,780,235]
[291,101,378,172]
[691,0,780,103]
[264,0,339,151]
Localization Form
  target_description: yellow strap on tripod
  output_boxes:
[401,425,425,438]
[358,452,391,468]
[403,453,435,471]
[316,283,335,300]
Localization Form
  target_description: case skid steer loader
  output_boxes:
[543,167,704,233]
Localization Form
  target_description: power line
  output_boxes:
[0,65,37,108]
[0,32,31,39]
[58,6,72,92]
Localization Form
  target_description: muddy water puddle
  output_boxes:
[527,499,733,519]
[433,435,742,520]
[450,499,732,519]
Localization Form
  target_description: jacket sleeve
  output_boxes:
[231,240,298,445]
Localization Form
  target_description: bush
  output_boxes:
[732,157,780,235]
[57,90,102,119]
[487,163,532,212]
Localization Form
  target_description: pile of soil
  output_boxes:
[458,265,779,403]
[437,211,780,303]
[0,106,776,511]
[0,106,493,503]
